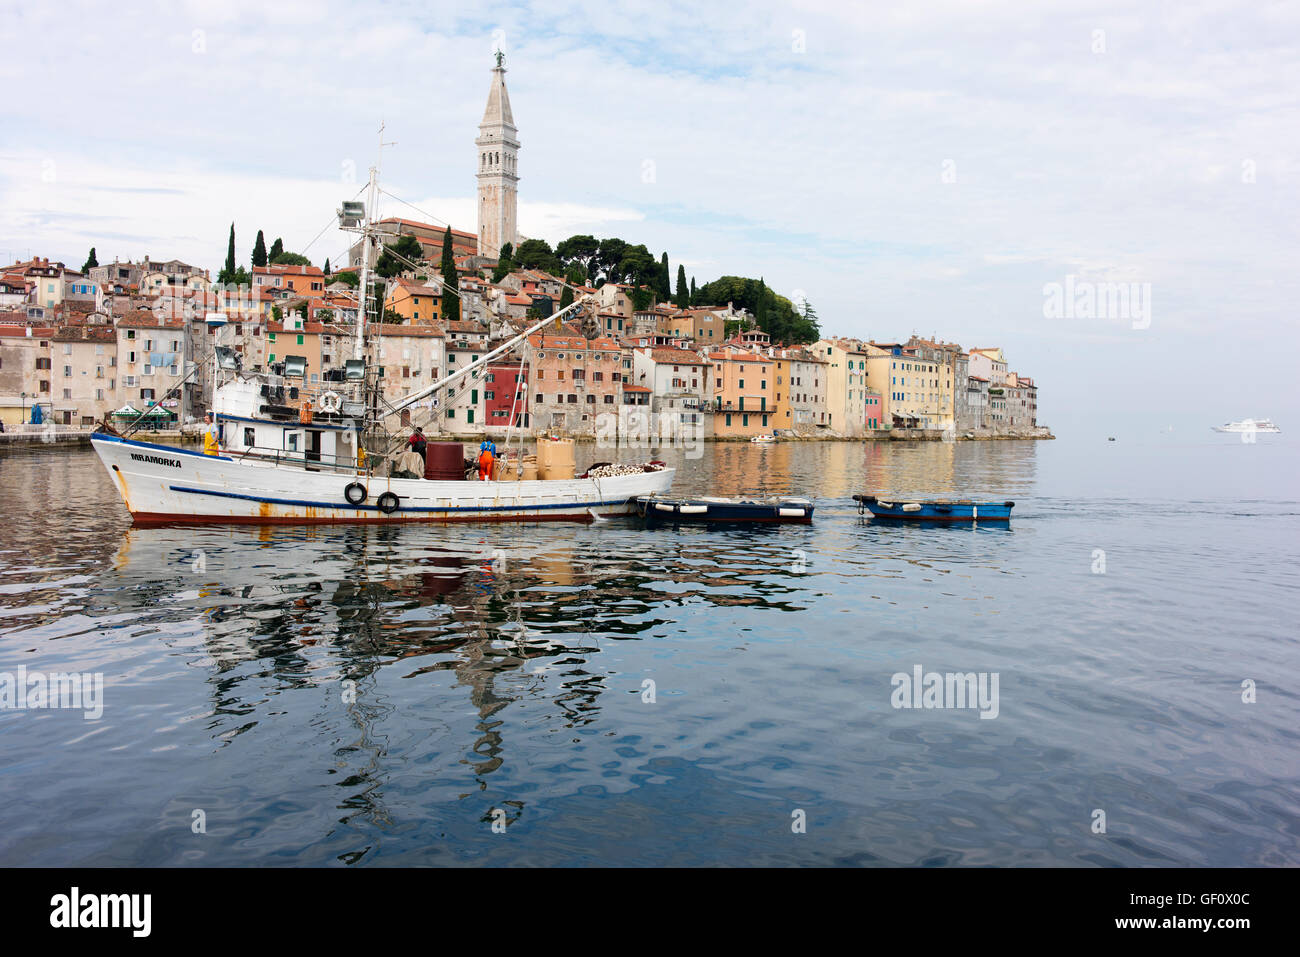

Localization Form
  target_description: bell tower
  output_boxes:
[475,50,519,260]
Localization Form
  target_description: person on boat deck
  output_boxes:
[477,441,495,481]
[201,413,219,456]
[408,426,427,461]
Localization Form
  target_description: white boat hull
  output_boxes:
[92,435,675,525]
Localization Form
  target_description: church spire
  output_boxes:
[480,52,516,129]
[476,51,520,261]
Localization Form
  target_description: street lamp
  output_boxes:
[20,391,26,425]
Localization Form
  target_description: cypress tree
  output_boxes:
[221,223,236,283]
[755,277,767,330]
[440,226,460,322]
[559,285,574,311]
[658,252,671,300]
[252,230,267,267]
[269,237,284,262]
[690,277,697,306]
[675,265,689,308]
[323,258,331,276]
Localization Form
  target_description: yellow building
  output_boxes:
[384,280,443,324]
[864,342,947,429]
[813,338,870,436]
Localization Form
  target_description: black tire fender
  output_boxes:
[376,491,400,514]
[344,482,367,505]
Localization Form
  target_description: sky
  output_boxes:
[2,0,1297,438]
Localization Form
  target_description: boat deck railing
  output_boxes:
[234,445,368,475]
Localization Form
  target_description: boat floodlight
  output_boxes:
[283,355,308,377]
[214,346,239,370]
[338,201,365,227]
[344,359,366,380]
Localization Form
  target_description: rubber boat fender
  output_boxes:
[678,504,708,514]
[777,507,806,517]
[344,482,367,505]
[376,491,400,513]
[901,503,922,512]
[877,501,895,509]
[654,502,676,512]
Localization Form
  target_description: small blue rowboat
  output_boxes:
[853,494,1014,522]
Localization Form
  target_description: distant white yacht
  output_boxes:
[1213,418,1281,433]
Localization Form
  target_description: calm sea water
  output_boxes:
[1,435,1296,866]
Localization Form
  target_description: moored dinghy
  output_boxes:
[635,494,814,524]
[853,494,1014,522]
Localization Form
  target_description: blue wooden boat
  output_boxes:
[853,494,1014,522]
[635,495,814,524]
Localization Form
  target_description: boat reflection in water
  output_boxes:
[105,520,818,846]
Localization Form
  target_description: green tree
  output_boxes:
[440,226,460,323]
[219,223,236,284]
[330,270,360,288]
[296,302,309,320]
[271,251,312,267]
[675,265,689,309]
[755,277,767,331]
[252,230,267,268]
[690,276,697,306]
[595,238,629,285]
[375,234,423,278]
[515,238,559,274]
[629,286,654,311]
[271,305,283,321]
[555,234,599,281]
[269,237,284,261]
[492,242,515,282]
[323,258,331,276]
[558,285,574,310]
[658,252,671,300]
[81,247,98,273]
[317,309,334,323]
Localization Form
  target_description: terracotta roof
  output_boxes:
[0,323,56,337]
[622,385,651,393]
[649,348,705,364]
[371,322,444,338]
[115,311,185,328]
[53,325,117,342]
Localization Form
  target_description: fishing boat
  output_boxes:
[1212,418,1280,433]
[635,495,813,524]
[853,494,1014,522]
[91,150,674,525]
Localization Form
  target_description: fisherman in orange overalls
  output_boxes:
[477,441,495,481]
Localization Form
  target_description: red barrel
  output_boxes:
[424,442,465,481]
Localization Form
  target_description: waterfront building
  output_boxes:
[528,333,621,435]
[630,346,709,441]
[484,357,530,433]
[708,346,777,438]
[0,322,55,424]
[783,347,829,429]
[968,347,1008,387]
[49,324,120,427]
[815,337,870,436]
